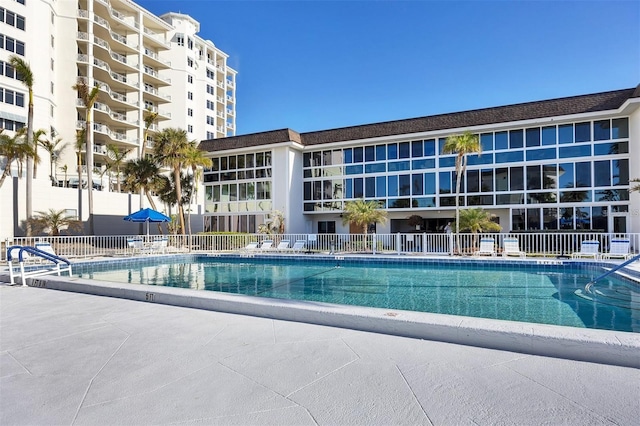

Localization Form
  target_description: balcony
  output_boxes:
[143,66,171,85]
[143,86,171,102]
[143,27,170,50]
[143,47,171,68]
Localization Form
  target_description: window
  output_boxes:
[187,125,193,133]
[187,91,193,100]
[318,221,335,234]
[187,58,193,68]
[187,108,193,117]
[176,34,184,46]
[187,75,193,84]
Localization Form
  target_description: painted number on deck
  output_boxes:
[145,293,155,302]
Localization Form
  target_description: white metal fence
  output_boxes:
[2,232,639,261]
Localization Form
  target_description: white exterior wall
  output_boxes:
[629,107,640,234]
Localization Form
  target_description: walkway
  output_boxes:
[1,285,638,425]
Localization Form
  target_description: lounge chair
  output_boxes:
[502,238,525,258]
[291,240,306,254]
[602,239,632,260]
[473,238,496,257]
[127,238,145,254]
[571,240,600,259]
[150,237,168,254]
[35,242,57,256]
[276,240,290,251]
[260,240,274,251]
[243,242,259,252]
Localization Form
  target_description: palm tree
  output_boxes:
[40,133,66,185]
[154,128,191,234]
[72,78,100,235]
[630,178,640,193]
[183,141,212,235]
[28,209,83,236]
[458,208,502,234]
[9,55,35,236]
[105,144,131,192]
[122,157,164,234]
[0,131,33,188]
[140,107,159,159]
[442,131,481,254]
[31,128,47,179]
[122,157,162,210]
[341,199,387,234]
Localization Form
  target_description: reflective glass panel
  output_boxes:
[439,157,456,167]
[375,145,386,161]
[412,141,423,157]
[412,159,435,169]
[559,145,591,158]
[365,163,386,173]
[399,142,410,159]
[439,171,451,194]
[509,129,524,149]
[412,174,423,195]
[480,133,493,151]
[495,168,508,191]
[527,208,541,230]
[575,162,591,187]
[510,167,524,190]
[376,176,386,197]
[364,146,374,162]
[560,191,591,203]
[467,170,479,192]
[388,175,398,196]
[399,175,410,196]
[612,118,629,139]
[593,120,610,141]
[526,148,556,161]
[526,128,540,147]
[424,173,436,194]
[354,178,363,198]
[387,144,397,160]
[353,147,363,163]
[495,132,508,150]
[594,142,628,155]
[424,139,435,156]
[612,159,629,185]
[388,161,410,172]
[574,122,591,142]
[558,163,574,188]
[365,177,375,197]
[344,148,353,164]
[558,124,573,144]
[495,151,523,163]
[481,169,493,192]
[594,160,610,186]
[542,126,556,145]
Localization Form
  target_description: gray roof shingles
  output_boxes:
[200,86,639,152]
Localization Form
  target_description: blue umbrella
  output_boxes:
[124,208,171,235]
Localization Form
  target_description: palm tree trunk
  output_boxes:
[86,112,95,235]
[25,92,34,236]
[454,154,463,255]
[174,168,185,234]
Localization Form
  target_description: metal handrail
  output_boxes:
[585,252,640,290]
[7,245,72,286]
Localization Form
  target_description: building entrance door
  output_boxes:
[609,213,628,234]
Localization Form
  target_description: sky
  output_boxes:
[136,0,640,136]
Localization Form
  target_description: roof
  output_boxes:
[201,85,640,152]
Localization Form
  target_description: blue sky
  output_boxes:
[136,0,640,136]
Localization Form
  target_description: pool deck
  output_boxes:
[1,284,639,425]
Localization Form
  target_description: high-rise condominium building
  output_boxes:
[0,0,236,238]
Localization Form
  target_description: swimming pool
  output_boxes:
[74,255,640,333]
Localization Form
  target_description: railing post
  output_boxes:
[372,233,377,255]
[396,232,401,255]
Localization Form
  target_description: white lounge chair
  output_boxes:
[35,242,57,257]
[243,242,259,252]
[473,238,496,257]
[276,240,290,251]
[291,240,306,254]
[571,240,600,259]
[150,237,168,254]
[602,239,631,260]
[260,240,274,251]
[502,238,525,258]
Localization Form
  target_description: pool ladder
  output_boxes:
[6,245,72,286]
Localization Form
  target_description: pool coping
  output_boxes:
[2,256,638,369]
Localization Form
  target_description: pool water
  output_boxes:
[76,258,640,333]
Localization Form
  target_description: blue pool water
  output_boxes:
[75,256,640,333]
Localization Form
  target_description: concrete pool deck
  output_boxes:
[1,284,639,425]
